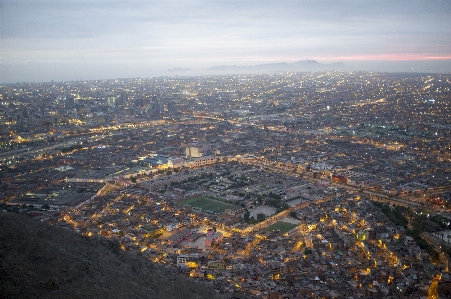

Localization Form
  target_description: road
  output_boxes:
[0,133,96,163]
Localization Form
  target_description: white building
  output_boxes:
[185,138,211,158]
[166,223,178,232]
[184,156,218,168]
[168,156,184,168]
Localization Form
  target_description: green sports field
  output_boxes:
[266,221,297,234]
[180,196,238,214]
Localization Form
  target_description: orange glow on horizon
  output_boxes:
[211,53,451,63]
[318,53,451,61]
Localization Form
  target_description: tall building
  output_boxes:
[65,95,75,109]
[185,138,211,158]
[107,95,116,107]
[118,91,127,106]
[150,96,161,116]
[167,100,177,115]
[134,98,144,108]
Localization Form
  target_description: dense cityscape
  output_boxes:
[1,71,451,298]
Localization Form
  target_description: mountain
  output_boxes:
[207,60,345,72]
[0,212,224,299]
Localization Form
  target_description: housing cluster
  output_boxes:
[1,71,451,298]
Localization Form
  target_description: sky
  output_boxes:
[1,0,451,83]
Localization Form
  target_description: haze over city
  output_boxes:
[3,1,451,298]
[1,0,451,83]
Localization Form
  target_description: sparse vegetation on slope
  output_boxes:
[0,212,224,299]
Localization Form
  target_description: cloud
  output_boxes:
[1,0,450,82]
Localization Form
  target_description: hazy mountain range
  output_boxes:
[207,60,345,72]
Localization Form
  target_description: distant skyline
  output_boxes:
[1,0,451,83]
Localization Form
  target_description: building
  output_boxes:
[65,95,75,109]
[167,100,177,115]
[150,96,161,115]
[173,188,186,195]
[208,260,225,270]
[184,156,218,168]
[176,255,187,266]
[168,228,193,245]
[118,91,127,106]
[185,139,211,158]
[168,156,184,169]
[205,232,223,247]
[107,95,116,107]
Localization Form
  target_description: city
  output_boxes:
[1,71,451,298]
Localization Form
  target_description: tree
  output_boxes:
[243,210,250,223]
[130,176,137,183]
[257,213,266,222]
[42,204,50,210]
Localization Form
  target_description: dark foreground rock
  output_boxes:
[0,212,224,299]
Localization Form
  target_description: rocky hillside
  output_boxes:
[0,212,224,299]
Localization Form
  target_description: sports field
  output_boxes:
[266,221,297,234]
[180,196,238,214]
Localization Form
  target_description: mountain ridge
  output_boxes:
[207,60,345,72]
[0,212,225,299]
